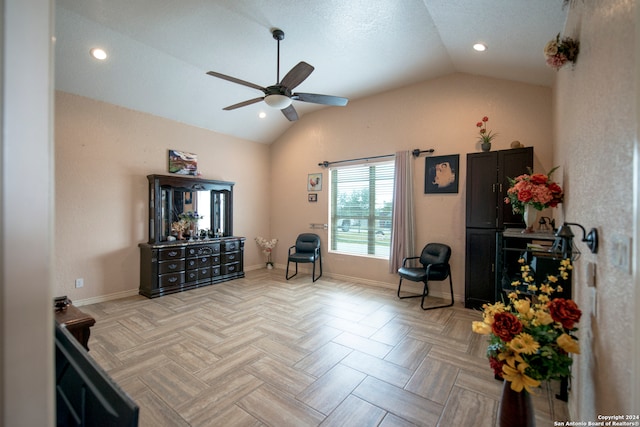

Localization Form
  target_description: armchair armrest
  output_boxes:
[401,256,420,267]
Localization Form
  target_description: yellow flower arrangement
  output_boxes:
[472,258,581,393]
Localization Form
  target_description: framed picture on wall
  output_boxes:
[308,173,322,191]
[168,149,198,176]
[425,154,459,194]
[308,193,318,202]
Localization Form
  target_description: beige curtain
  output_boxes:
[389,151,415,273]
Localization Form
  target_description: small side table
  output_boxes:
[54,304,96,351]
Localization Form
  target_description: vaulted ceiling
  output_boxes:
[54,0,567,144]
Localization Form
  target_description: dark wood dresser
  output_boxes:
[139,237,245,298]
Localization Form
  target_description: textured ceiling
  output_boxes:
[54,0,567,144]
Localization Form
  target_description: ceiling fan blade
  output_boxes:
[280,62,314,90]
[281,104,298,121]
[223,97,264,111]
[293,92,349,107]
[206,71,266,92]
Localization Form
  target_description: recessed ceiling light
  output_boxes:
[473,43,487,52]
[90,48,108,60]
[258,112,267,119]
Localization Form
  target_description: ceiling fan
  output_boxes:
[206,28,348,121]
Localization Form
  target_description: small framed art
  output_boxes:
[168,149,198,176]
[308,193,318,202]
[308,173,322,191]
[425,154,459,194]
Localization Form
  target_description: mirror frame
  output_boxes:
[146,174,235,244]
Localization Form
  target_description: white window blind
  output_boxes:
[329,161,394,258]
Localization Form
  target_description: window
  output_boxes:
[329,161,394,258]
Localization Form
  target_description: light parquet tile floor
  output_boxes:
[81,269,569,427]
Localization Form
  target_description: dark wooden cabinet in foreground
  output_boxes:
[139,174,245,298]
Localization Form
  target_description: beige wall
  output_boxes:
[270,72,554,299]
[56,74,554,304]
[554,0,636,417]
[54,92,271,302]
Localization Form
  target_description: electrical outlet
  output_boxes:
[611,234,632,273]
[75,278,84,288]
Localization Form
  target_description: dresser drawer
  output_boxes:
[198,267,211,280]
[222,262,239,275]
[187,244,220,257]
[224,240,239,252]
[158,259,185,274]
[187,256,210,270]
[186,270,198,283]
[158,272,184,287]
[159,248,185,261]
[222,252,239,264]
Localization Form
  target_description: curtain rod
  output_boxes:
[318,148,434,168]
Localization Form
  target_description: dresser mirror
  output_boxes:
[147,175,234,243]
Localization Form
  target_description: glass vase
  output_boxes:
[523,204,537,233]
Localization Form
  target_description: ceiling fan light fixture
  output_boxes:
[473,43,487,52]
[90,48,108,60]
[264,94,292,109]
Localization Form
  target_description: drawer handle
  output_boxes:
[228,255,236,260]
[168,251,178,257]
[168,277,178,283]
[228,266,235,272]
[169,263,177,269]
[228,244,236,250]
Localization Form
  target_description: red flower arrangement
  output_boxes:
[505,167,563,213]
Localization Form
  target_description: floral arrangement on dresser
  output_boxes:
[178,210,203,224]
[472,258,581,393]
[504,167,563,214]
[476,116,497,144]
[544,33,580,70]
[171,219,190,234]
[255,236,278,268]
